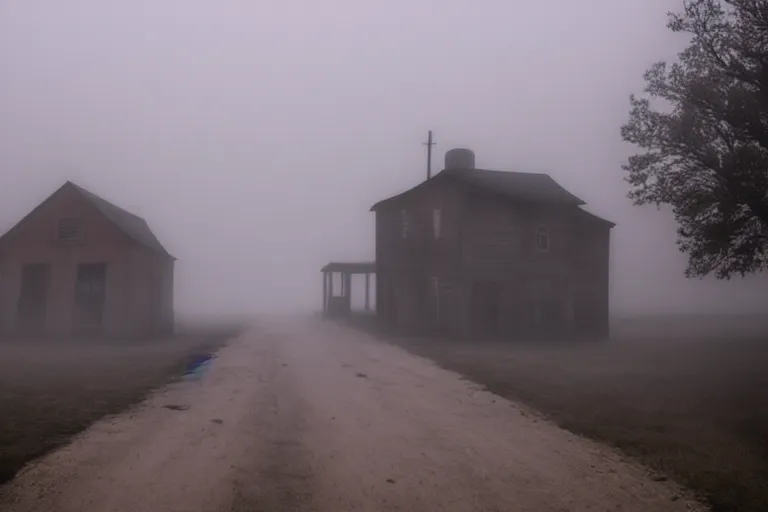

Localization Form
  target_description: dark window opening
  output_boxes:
[17,263,50,334]
[432,209,442,239]
[401,209,410,238]
[536,226,549,252]
[73,263,107,334]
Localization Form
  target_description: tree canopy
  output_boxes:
[621,0,768,278]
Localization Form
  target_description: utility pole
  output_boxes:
[424,130,436,180]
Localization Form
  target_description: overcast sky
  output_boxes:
[1,0,766,317]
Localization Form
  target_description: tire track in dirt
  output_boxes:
[229,331,318,511]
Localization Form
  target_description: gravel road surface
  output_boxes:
[0,317,705,511]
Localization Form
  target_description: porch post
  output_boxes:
[343,272,351,299]
[322,271,328,313]
[364,273,370,311]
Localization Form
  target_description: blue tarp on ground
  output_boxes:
[184,354,215,381]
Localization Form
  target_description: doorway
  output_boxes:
[471,281,502,338]
[73,263,107,335]
[574,302,599,337]
[528,300,566,338]
[17,263,50,334]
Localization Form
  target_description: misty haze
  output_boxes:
[1,1,767,511]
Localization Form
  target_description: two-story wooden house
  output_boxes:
[371,148,614,339]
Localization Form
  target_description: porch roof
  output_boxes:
[321,261,376,274]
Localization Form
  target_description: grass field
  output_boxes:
[0,325,242,486]
[375,315,768,512]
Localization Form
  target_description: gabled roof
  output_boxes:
[69,183,174,258]
[370,167,586,211]
[444,168,586,205]
[574,206,616,228]
[0,181,175,259]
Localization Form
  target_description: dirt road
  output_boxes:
[0,317,705,511]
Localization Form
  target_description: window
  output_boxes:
[432,208,442,239]
[536,226,549,252]
[57,218,83,242]
[401,209,410,238]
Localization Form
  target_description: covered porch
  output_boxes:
[321,261,376,318]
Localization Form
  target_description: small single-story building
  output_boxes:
[0,181,175,338]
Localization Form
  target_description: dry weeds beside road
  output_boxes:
[379,316,768,512]
[0,328,238,486]
[0,317,704,512]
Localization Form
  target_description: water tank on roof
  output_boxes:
[445,148,475,170]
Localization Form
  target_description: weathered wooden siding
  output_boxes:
[375,177,465,334]
[374,176,612,339]
[568,213,611,337]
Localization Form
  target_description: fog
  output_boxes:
[1,0,766,319]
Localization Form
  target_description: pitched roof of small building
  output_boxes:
[69,182,173,258]
[0,181,174,259]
